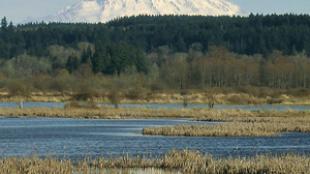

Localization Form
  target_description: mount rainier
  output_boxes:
[42,0,240,23]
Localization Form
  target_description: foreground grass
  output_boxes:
[1,151,309,174]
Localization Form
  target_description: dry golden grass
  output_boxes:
[1,91,310,105]
[210,154,310,174]
[0,157,73,174]
[142,109,310,137]
[143,121,310,137]
[0,107,269,120]
[1,151,309,174]
[0,107,196,119]
[1,107,309,120]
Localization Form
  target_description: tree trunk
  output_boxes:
[19,100,24,109]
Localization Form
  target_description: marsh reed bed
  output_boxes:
[143,121,310,137]
[0,150,309,174]
[142,109,310,137]
[0,107,309,120]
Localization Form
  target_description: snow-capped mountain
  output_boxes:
[43,0,240,23]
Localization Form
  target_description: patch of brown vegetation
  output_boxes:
[1,91,310,105]
[1,151,309,174]
[143,121,310,137]
[143,109,310,137]
[0,107,309,120]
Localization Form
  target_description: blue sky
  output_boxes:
[232,0,310,15]
[0,0,309,23]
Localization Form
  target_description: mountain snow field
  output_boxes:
[41,0,240,23]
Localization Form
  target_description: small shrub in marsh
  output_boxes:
[125,87,147,100]
[225,94,263,105]
[7,80,32,109]
[180,90,189,108]
[67,83,101,109]
[226,94,248,104]
[267,97,284,104]
[72,82,100,102]
[73,92,96,102]
[64,101,99,109]
[207,94,215,109]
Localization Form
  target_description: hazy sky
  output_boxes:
[0,0,309,23]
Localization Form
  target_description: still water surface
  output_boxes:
[0,118,309,160]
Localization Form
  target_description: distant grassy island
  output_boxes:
[143,121,310,137]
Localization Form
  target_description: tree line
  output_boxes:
[1,45,310,93]
[1,14,310,95]
[1,14,310,59]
